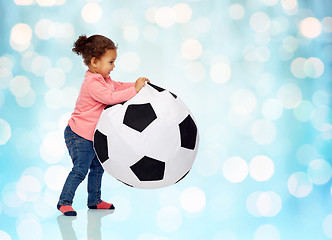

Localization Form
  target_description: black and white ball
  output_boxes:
[93,83,199,189]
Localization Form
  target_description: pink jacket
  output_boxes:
[68,71,136,141]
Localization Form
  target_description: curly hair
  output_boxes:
[72,35,117,66]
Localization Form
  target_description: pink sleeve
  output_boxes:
[113,81,135,91]
[87,76,136,105]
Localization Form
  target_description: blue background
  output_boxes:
[0,0,332,239]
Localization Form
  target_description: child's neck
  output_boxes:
[88,67,98,74]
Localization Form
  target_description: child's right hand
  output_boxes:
[135,77,150,92]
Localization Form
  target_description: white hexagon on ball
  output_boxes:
[93,83,199,189]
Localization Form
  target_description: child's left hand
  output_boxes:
[135,77,150,92]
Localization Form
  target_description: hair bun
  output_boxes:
[72,35,88,55]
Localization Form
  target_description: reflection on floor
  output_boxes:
[57,209,115,240]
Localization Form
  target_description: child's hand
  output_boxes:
[135,77,150,92]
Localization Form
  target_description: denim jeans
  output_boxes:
[58,126,104,207]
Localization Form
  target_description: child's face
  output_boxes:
[93,49,117,79]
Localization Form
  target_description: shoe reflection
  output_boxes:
[87,209,114,240]
[57,209,114,240]
[57,215,77,240]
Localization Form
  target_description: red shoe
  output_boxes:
[57,204,77,216]
[88,201,115,210]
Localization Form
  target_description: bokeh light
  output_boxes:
[9,76,31,97]
[56,57,73,72]
[44,165,69,191]
[16,175,42,202]
[0,230,11,240]
[250,12,271,32]
[293,100,314,122]
[81,3,102,23]
[14,0,34,5]
[145,7,158,23]
[249,156,274,181]
[307,159,332,185]
[155,7,176,28]
[181,39,202,60]
[10,23,32,51]
[2,183,24,209]
[180,187,206,213]
[322,17,332,32]
[40,131,67,163]
[0,119,11,145]
[323,214,332,239]
[311,106,331,132]
[288,172,313,198]
[257,192,282,217]
[222,157,248,183]
[277,83,302,109]
[35,19,55,40]
[16,216,42,240]
[15,89,36,108]
[231,89,257,115]
[299,17,322,38]
[229,4,245,20]
[247,191,264,217]
[31,55,52,77]
[303,57,324,78]
[247,191,282,218]
[173,3,192,23]
[210,62,231,83]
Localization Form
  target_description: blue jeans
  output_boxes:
[58,126,104,207]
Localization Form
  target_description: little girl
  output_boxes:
[57,34,149,216]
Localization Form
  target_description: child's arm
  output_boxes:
[88,76,136,105]
[113,77,150,92]
[112,81,135,91]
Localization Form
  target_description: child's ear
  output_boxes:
[90,57,98,67]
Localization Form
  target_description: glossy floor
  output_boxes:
[57,209,115,240]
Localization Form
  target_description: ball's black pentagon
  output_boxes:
[147,82,177,99]
[147,82,165,92]
[179,115,197,150]
[169,91,177,99]
[123,103,157,132]
[130,156,165,181]
[93,130,109,163]
[104,101,127,110]
[175,170,190,183]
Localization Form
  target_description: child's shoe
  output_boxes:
[57,204,77,216]
[88,201,115,210]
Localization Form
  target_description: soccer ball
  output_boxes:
[93,83,199,189]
